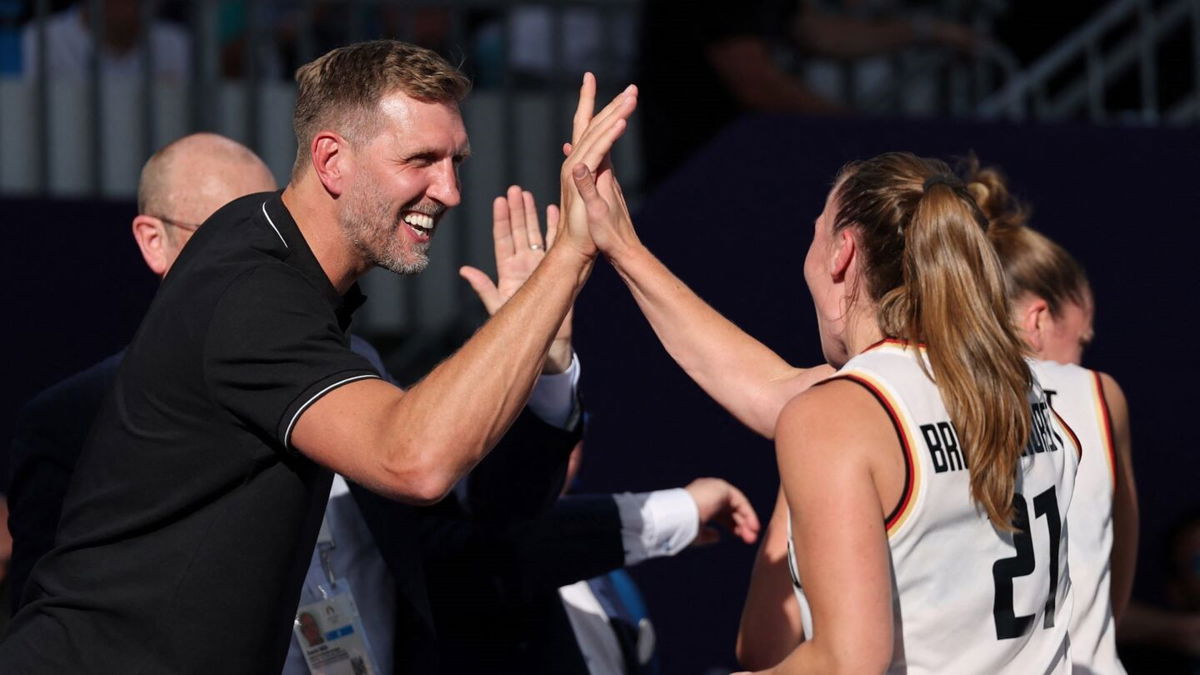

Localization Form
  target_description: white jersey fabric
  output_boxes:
[1032,360,1125,675]
[786,340,1080,674]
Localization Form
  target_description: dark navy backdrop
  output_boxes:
[2,198,154,483]
[2,115,1198,673]
[574,114,1200,673]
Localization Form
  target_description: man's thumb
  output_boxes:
[458,266,501,315]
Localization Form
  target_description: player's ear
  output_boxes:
[830,228,856,282]
[311,131,351,198]
[1019,296,1050,354]
[132,215,171,278]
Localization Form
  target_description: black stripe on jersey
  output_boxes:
[1093,370,1117,484]
[818,374,914,529]
[1050,407,1082,461]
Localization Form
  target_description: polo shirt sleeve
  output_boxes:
[203,265,381,450]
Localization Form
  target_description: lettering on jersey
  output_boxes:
[1022,400,1063,457]
[1044,388,1057,409]
[920,421,968,474]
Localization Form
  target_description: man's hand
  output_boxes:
[558,73,638,261]
[685,478,761,546]
[459,186,573,373]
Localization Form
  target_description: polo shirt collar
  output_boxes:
[261,192,367,328]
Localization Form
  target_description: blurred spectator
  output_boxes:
[1119,510,1200,673]
[470,6,636,89]
[21,0,190,81]
[637,0,981,189]
[216,0,283,79]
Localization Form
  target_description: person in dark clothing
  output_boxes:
[638,0,979,189]
[5,133,277,612]
[0,41,635,673]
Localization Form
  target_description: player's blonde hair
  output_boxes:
[834,152,1032,529]
[962,158,1092,316]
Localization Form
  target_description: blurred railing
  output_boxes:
[978,0,1200,124]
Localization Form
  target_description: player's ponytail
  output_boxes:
[962,157,1092,317]
[834,152,1032,528]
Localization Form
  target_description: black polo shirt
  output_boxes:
[0,192,381,673]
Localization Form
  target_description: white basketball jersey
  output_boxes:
[786,340,1080,674]
[1031,360,1125,675]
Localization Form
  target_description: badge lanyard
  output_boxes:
[294,515,381,674]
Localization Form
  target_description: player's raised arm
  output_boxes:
[568,151,832,438]
[291,83,637,503]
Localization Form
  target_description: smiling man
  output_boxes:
[0,40,636,673]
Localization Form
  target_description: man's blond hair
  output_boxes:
[291,40,471,178]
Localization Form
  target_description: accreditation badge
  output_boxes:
[293,579,379,675]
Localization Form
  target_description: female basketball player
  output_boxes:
[569,150,1078,673]
[969,162,1137,674]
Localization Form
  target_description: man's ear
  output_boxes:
[311,131,351,197]
[1019,296,1049,354]
[131,215,170,278]
[830,228,856,283]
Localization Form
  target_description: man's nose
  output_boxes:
[428,161,462,208]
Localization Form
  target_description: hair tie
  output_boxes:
[923,174,960,191]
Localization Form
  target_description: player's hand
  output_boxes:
[568,153,640,261]
[459,187,573,373]
[558,73,637,261]
[685,478,761,546]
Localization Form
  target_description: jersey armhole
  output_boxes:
[814,373,915,534]
[1091,370,1117,487]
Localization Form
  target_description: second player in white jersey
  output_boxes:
[787,341,1081,674]
[1033,360,1125,674]
[969,156,1138,674]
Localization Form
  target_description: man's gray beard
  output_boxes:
[339,187,430,276]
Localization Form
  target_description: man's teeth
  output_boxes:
[403,213,434,231]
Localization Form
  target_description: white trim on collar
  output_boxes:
[261,201,289,248]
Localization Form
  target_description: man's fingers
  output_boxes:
[566,85,636,169]
[545,204,561,248]
[569,93,636,174]
[728,485,762,535]
[506,185,530,251]
[522,190,543,250]
[492,195,514,258]
[571,72,597,146]
[562,142,573,157]
[571,86,636,157]
[458,266,501,315]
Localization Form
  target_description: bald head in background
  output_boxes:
[132,132,278,277]
[3,132,278,615]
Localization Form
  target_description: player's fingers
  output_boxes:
[522,191,544,251]
[562,142,573,157]
[458,266,501,315]
[570,96,636,174]
[492,196,513,258]
[545,204,561,248]
[571,86,636,160]
[571,72,596,145]
[506,185,530,251]
[570,164,610,221]
[581,83,637,137]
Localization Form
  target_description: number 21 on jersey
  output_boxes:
[992,486,1062,640]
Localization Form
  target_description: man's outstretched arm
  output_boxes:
[293,80,637,503]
